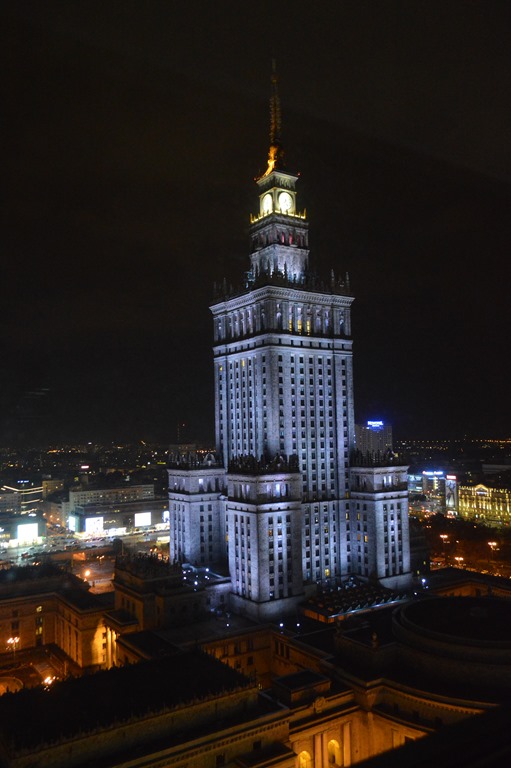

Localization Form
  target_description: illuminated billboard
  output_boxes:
[17,523,39,543]
[134,512,151,528]
[85,517,104,535]
[445,475,458,511]
[68,516,77,532]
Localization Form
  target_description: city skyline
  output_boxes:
[2,3,511,446]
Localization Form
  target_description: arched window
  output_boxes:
[298,751,312,768]
[327,739,342,766]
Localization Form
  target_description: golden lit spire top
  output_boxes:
[261,60,285,177]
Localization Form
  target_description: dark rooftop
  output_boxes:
[0,562,65,584]
[115,553,182,580]
[58,587,105,611]
[104,607,139,627]
[426,566,511,592]
[117,630,181,658]
[401,596,511,644]
[0,650,252,750]
[340,613,397,649]
[274,669,329,691]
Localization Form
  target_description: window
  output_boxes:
[327,739,342,765]
[298,750,312,768]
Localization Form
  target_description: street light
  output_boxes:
[454,556,464,568]
[440,534,449,563]
[7,636,19,660]
[488,541,498,570]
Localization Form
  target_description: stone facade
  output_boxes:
[0,565,107,671]
[168,93,411,616]
[168,452,227,565]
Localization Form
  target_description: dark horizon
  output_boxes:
[2,3,510,447]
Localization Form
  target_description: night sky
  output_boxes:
[2,1,511,446]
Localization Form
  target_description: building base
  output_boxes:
[229,592,305,622]
[378,571,413,591]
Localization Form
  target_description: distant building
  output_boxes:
[67,484,155,514]
[68,498,168,536]
[42,478,65,499]
[43,484,156,529]
[408,470,459,516]
[0,489,21,516]
[0,483,43,514]
[458,481,511,525]
[355,420,393,455]
[0,513,46,549]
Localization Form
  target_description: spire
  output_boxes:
[269,59,282,150]
[261,60,285,177]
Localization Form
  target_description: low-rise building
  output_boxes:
[68,498,168,536]
[0,564,109,671]
[458,480,511,525]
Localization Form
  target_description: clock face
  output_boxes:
[262,193,273,214]
[279,191,293,212]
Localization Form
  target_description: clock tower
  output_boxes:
[210,67,362,619]
[249,68,309,284]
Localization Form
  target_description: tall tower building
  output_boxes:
[170,70,411,618]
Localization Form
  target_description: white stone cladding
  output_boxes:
[226,468,303,605]
[168,464,226,565]
[350,465,411,589]
[211,277,356,586]
[166,156,412,608]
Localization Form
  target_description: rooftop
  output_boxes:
[302,583,408,622]
[401,596,511,644]
[0,650,252,751]
[0,562,64,584]
[212,269,352,303]
[59,587,112,612]
[115,553,182,581]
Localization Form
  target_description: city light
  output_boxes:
[7,636,20,659]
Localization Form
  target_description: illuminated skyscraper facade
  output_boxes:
[170,74,410,619]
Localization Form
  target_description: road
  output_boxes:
[2,528,169,569]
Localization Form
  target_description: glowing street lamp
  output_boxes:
[439,534,449,562]
[7,636,19,660]
[488,541,498,568]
